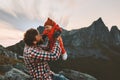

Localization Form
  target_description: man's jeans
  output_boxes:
[52,74,69,80]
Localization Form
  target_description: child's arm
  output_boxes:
[53,24,62,38]
[53,30,62,38]
[55,24,62,32]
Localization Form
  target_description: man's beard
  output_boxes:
[37,39,44,45]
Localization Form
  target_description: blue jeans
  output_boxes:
[52,74,69,80]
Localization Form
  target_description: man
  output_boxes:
[23,28,68,80]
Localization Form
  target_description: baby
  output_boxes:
[42,18,67,60]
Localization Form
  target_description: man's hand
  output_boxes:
[42,34,47,41]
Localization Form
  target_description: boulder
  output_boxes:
[59,69,97,80]
[0,65,13,74]
[0,75,4,80]
[4,68,30,80]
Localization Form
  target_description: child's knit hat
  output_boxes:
[44,18,56,26]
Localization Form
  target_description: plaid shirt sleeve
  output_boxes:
[29,41,61,61]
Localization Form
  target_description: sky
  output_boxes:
[0,0,120,47]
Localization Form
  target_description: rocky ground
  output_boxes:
[0,43,97,80]
[0,64,97,80]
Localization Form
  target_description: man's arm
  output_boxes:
[29,41,61,61]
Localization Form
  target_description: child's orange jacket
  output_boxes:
[43,18,66,54]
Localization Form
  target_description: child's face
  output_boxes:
[45,25,52,31]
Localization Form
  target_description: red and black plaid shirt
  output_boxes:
[23,41,61,80]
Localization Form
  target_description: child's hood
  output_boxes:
[44,18,56,27]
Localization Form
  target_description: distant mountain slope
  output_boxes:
[6,18,120,59]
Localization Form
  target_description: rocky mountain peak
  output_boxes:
[90,17,106,29]
[86,17,112,46]
[96,17,104,24]
[110,26,119,32]
[110,26,120,45]
[96,17,106,26]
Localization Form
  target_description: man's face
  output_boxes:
[45,25,52,31]
[35,34,42,42]
[33,33,43,45]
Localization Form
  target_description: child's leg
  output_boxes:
[59,37,66,54]
[59,37,67,60]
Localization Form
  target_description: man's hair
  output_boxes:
[23,28,38,46]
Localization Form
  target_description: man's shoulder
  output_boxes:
[24,45,32,53]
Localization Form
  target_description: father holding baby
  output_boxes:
[23,18,68,80]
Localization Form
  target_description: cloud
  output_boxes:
[0,0,74,30]
[0,0,120,31]
[0,9,42,31]
[0,21,24,47]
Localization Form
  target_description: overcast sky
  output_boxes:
[0,0,120,47]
